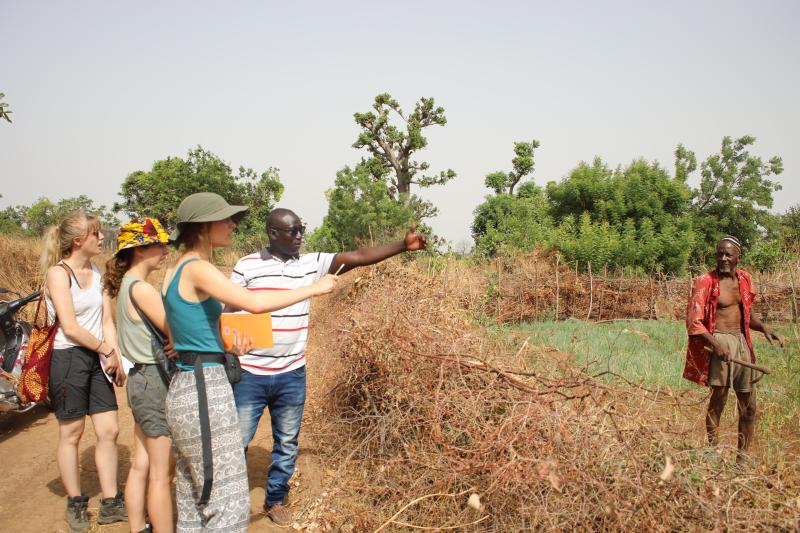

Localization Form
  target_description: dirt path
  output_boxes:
[0,387,326,533]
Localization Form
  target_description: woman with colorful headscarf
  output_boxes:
[104,218,173,533]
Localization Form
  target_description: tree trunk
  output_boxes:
[397,171,412,205]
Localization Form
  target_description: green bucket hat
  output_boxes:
[170,192,249,242]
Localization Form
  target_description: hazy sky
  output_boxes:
[2,1,798,248]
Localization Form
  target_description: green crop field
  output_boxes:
[516,319,800,410]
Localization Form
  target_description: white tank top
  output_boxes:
[46,262,104,350]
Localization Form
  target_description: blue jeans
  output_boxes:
[232,366,306,506]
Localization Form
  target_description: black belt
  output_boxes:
[178,351,225,506]
[178,352,225,366]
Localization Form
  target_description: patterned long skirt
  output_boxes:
[165,365,250,533]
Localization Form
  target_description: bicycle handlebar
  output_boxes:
[2,291,41,316]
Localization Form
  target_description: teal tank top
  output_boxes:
[162,258,224,355]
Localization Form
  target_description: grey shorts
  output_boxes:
[126,364,170,437]
[708,332,757,393]
[50,346,118,420]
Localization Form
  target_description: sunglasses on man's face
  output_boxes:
[271,225,306,238]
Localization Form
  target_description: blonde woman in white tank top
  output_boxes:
[46,263,103,349]
[41,211,128,533]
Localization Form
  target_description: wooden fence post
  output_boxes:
[598,265,607,320]
[586,261,593,321]
[533,256,539,321]
[555,255,560,321]
[496,257,502,318]
[791,266,798,324]
[573,261,579,319]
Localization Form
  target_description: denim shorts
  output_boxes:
[49,346,118,420]
[126,364,170,437]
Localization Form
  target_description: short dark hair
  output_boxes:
[266,208,300,230]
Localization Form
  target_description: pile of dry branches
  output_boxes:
[306,260,800,531]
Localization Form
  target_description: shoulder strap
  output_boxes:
[128,280,167,345]
[56,262,74,288]
[175,257,201,276]
[161,257,200,298]
[165,257,201,292]
[130,280,174,385]
[38,263,72,326]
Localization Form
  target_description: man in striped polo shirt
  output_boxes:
[230,208,427,526]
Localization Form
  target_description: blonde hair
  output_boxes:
[40,211,101,274]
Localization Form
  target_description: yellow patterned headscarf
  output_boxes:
[115,218,170,255]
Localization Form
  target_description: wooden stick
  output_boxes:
[790,266,798,324]
[555,255,560,321]
[389,515,490,530]
[373,488,479,532]
[702,346,771,374]
[334,263,345,276]
[586,261,593,321]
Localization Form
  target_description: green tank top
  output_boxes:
[117,274,157,365]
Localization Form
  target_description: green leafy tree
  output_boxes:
[778,204,800,248]
[546,158,694,273]
[0,93,11,124]
[472,141,551,256]
[0,194,24,234]
[677,135,783,262]
[546,157,616,220]
[745,238,787,272]
[674,144,696,182]
[352,93,456,216]
[306,160,417,252]
[310,94,455,251]
[0,207,23,234]
[57,196,119,228]
[484,140,540,194]
[553,213,620,268]
[15,195,119,235]
[115,146,284,247]
[471,186,552,256]
[741,204,800,272]
[20,197,57,235]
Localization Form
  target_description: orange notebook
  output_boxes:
[219,313,273,352]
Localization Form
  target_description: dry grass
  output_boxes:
[0,235,47,322]
[305,259,800,532]
[0,235,242,321]
[0,235,43,294]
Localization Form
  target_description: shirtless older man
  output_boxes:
[684,236,785,459]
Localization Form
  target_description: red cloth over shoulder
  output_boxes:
[683,269,756,386]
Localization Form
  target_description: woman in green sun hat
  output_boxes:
[103,218,174,533]
[161,192,339,532]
